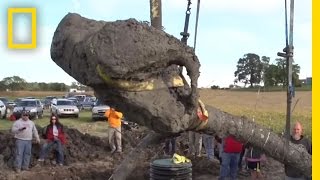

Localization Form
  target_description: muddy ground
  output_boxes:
[0,125,285,180]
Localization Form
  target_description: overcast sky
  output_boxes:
[0,0,311,88]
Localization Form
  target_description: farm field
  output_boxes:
[0,89,311,179]
[0,89,312,137]
[199,89,312,138]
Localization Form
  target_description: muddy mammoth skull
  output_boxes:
[51,13,201,133]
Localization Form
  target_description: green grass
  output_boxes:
[1,90,312,138]
[230,85,312,92]
[200,90,312,138]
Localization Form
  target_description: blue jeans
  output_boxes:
[203,134,214,160]
[219,152,240,180]
[39,140,64,164]
[15,139,32,170]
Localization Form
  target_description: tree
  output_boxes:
[0,81,6,91]
[261,56,270,85]
[38,83,49,91]
[264,64,279,87]
[49,83,67,91]
[2,76,27,90]
[211,85,219,89]
[234,53,263,87]
[275,58,301,87]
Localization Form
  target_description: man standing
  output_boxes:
[219,127,243,180]
[203,134,215,161]
[105,107,123,154]
[188,131,202,157]
[11,110,40,173]
[285,122,312,180]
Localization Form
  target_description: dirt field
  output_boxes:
[0,90,311,179]
[0,126,286,180]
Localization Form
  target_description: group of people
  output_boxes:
[217,122,311,180]
[164,121,311,180]
[11,110,66,173]
[10,105,124,173]
[10,107,311,180]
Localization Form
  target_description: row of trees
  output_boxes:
[234,53,301,88]
[0,76,91,91]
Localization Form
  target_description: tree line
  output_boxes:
[234,53,301,88]
[0,76,91,91]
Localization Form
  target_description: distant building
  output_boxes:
[69,88,86,93]
[300,77,312,86]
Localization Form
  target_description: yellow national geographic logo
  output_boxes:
[7,8,37,49]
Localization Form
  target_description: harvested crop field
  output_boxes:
[0,90,311,179]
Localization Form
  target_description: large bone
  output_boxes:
[51,13,311,176]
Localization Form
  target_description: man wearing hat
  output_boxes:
[11,110,40,173]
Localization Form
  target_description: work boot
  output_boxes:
[15,168,21,173]
[110,149,116,154]
[22,167,30,171]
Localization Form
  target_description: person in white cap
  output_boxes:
[11,110,40,173]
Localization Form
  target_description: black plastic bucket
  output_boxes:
[150,158,192,180]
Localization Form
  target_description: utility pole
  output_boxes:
[277,0,294,141]
[150,0,162,30]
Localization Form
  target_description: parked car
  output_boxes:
[51,99,79,118]
[14,98,24,104]
[67,97,81,109]
[43,96,57,109]
[0,97,9,106]
[91,99,110,121]
[0,100,6,119]
[13,99,44,120]
[6,101,16,112]
[0,97,10,115]
[73,95,86,103]
[80,96,96,110]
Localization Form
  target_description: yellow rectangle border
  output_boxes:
[7,8,37,49]
[313,0,317,179]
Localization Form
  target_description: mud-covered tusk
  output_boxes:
[97,65,184,91]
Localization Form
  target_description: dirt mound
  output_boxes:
[0,126,285,180]
[0,127,109,168]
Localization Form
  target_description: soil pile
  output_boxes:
[0,126,152,180]
[0,126,285,180]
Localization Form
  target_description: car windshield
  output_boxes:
[57,100,73,106]
[45,96,56,100]
[19,101,36,107]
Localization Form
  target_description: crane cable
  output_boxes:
[193,0,200,51]
[284,0,289,48]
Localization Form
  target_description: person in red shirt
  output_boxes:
[219,127,243,180]
[38,115,66,166]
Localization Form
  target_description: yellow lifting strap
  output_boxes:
[172,153,191,164]
[195,99,209,131]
